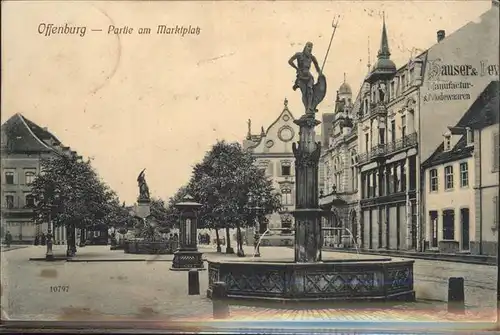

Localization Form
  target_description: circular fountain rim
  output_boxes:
[207,257,414,266]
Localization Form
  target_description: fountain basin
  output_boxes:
[207,258,415,302]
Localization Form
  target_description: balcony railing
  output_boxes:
[358,132,417,165]
[386,132,418,155]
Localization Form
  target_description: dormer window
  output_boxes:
[466,127,474,146]
[444,132,452,151]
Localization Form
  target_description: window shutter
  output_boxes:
[494,133,499,172]
[494,196,498,229]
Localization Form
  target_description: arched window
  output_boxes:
[281,188,292,206]
[25,171,36,185]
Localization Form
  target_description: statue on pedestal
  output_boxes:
[137,169,150,202]
[288,42,327,115]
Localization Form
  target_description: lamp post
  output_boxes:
[247,191,264,257]
[45,189,60,261]
[170,194,204,271]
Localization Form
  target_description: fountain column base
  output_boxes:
[293,209,323,263]
[170,249,205,271]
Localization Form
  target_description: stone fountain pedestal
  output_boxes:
[206,47,414,302]
[206,258,415,302]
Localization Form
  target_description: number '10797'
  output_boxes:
[50,286,69,293]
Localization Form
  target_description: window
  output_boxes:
[444,135,452,151]
[391,120,396,142]
[387,166,394,194]
[394,165,400,193]
[380,169,386,196]
[25,171,36,185]
[493,132,499,172]
[390,81,395,98]
[379,128,385,145]
[364,133,369,153]
[25,194,35,208]
[429,168,438,192]
[281,161,291,176]
[429,211,438,248]
[5,195,14,209]
[402,74,406,91]
[444,165,454,190]
[351,167,357,191]
[401,162,407,191]
[281,165,291,176]
[409,68,415,83]
[442,209,455,240]
[401,115,407,138]
[281,188,292,206]
[459,162,469,188]
[5,171,14,184]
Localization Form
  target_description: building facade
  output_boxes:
[319,80,360,248]
[318,2,498,255]
[419,3,499,255]
[243,98,301,246]
[1,113,80,244]
[356,18,423,251]
[422,81,498,255]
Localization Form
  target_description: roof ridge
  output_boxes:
[16,114,56,153]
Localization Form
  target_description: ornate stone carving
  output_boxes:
[278,126,295,142]
[292,141,321,168]
[288,42,327,114]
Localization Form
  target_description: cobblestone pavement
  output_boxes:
[0,245,497,324]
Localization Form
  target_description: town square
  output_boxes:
[1,0,499,333]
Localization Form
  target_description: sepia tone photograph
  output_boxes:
[1,0,499,333]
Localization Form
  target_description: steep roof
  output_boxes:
[1,113,57,153]
[422,81,499,169]
[455,81,499,130]
[421,136,473,169]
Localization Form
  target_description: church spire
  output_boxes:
[377,12,391,60]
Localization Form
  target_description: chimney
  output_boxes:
[437,30,445,43]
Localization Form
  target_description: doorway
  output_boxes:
[460,208,470,251]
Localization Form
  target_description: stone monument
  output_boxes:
[205,37,415,303]
[135,168,151,219]
[288,42,327,262]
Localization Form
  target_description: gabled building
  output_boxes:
[243,98,302,246]
[1,113,81,244]
[422,81,499,256]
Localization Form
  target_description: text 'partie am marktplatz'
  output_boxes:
[38,23,202,37]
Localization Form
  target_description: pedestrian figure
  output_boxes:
[41,232,46,246]
[5,231,12,248]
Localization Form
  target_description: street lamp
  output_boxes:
[45,188,60,261]
[170,194,204,271]
[247,191,264,257]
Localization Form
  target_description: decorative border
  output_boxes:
[278,126,295,142]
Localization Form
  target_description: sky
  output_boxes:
[1,1,493,204]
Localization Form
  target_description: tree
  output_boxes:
[164,185,190,228]
[187,140,281,254]
[31,154,117,255]
[150,197,172,231]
